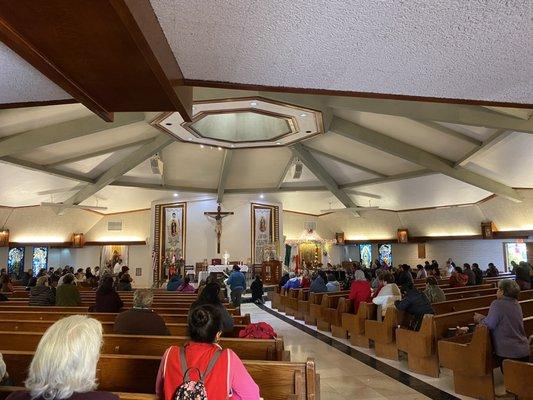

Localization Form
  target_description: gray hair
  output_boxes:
[133,289,154,308]
[498,279,520,299]
[25,315,103,400]
[0,353,6,380]
[354,270,366,281]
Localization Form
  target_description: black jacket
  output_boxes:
[251,278,264,301]
[472,267,483,285]
[395,289,434,330]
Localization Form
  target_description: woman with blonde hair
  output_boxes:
[7,315,116,400]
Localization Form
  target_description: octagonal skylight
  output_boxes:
[153,97,323,149]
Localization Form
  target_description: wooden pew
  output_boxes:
[433,289,533,314]
[1,352,319,400]
[296,290,311,321]
[286,288,308,317]
[365,307,410,360]
[0,387,157,400]
[341,302,377,347]
[503,359,533,400]
[0,331,287,361]
[438,302,533,400]
[271,286,281,310]
[0,311,251,325]
[0,319,246,338]
[307,291,349,326]
[316,293,350,332]
[0,305,240,316]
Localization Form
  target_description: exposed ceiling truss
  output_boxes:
[216,149,233,203]
[455,129,513,167]
[290,143,360,216]
[330,117,523,202]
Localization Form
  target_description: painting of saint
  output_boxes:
[251,203,279,263]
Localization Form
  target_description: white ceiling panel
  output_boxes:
[151,0,532,104]
[464,132,533,187]
[0,104,91,138]
[0,43,71,105]
[310,153,378,185]
[306,132,421,176]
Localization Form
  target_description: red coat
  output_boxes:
[300,277,311,288]
[349,280,372,313]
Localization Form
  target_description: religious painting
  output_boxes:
[299,243,321,268]
[7,247,24,279]
[32,246,48,275]
[251,203,279,264]
[153,202,187,281]
[359,244,372,268]
[378,244,392,267]
[100,245,129,268]
[504,242,527,270]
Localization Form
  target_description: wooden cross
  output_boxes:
[204,204,234,254]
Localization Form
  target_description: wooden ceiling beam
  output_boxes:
[0,0,192,121]
[216,149,233,203]
[455,129,513,167]
[306,146,387,178]
[0,156,94,183]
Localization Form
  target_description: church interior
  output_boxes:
[0,1,532,399]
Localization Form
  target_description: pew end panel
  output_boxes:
[503,359,533,400]
[438,325,495,400]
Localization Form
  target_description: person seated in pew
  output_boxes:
[463,263,476,286]
[514,261,532,290]
[424,276,446,303]
[55,273,82,307]
[278,272,290,289]
[116,266,133,291]
[396,264,414,293]
[309,271,328,293]
[0,353,14,386]
[485,262,499,277]
[166,274,183,291]
[415,264,427,279]
[176,276,195,293]
[349,270,372,313]
[283,272,300,290]
[372,272,401,317]
[191,282,233,333]
[326,273,340,292]
[250,275,264,304]
[114,289,170,335]
[29,276,55,306]
[472,263,484,286]
[92,276,123,313]
[474,279,530,371]
[6,315,118,400]
[449,266,468,287]
[75,268,86,284]
[1,274,13,292]
[395,282,434,331]
[300,270,311,288]
[156,304,260,400]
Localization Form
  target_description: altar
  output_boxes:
[198,264,249,283]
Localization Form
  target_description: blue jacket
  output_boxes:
[227,271,246,291]
[166,276,182,291]
[283,277,301,290]
[309,276,327,293]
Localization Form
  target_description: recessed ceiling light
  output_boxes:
[173,193,178,197]
[230,144,235,148]
[200,144,204,148]
[300,113,307,117]
[276,142,281,145]
[250,101,257,107]
[260,194,264,199]
[217,146,222,150]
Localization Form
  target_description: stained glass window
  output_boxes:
[32,247,48,275]
[359,244,372,268]
[7,247,25,279]
[505,243,527,270]
[378,244,392,267]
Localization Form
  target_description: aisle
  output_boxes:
[243,303,432,400]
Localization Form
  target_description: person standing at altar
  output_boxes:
[227,265,246,307]
[113,258,123,275]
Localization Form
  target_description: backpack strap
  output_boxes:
[200,349,222,382]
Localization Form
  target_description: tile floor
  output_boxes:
[244,303,441,400]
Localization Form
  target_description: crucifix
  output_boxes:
[204,204,234,254]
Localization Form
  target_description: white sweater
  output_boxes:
[372,283,402,315]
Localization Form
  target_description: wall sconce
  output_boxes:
[0,229,9,247]
[71,233,85,248]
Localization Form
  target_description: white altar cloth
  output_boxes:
[208,264,249,273]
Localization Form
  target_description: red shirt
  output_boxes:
[349,280,372,312]
[300,277,311,288]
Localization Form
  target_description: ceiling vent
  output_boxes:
[150,154,164,175]
[107,221,123,231]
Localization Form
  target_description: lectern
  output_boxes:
[261,260,282,284]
